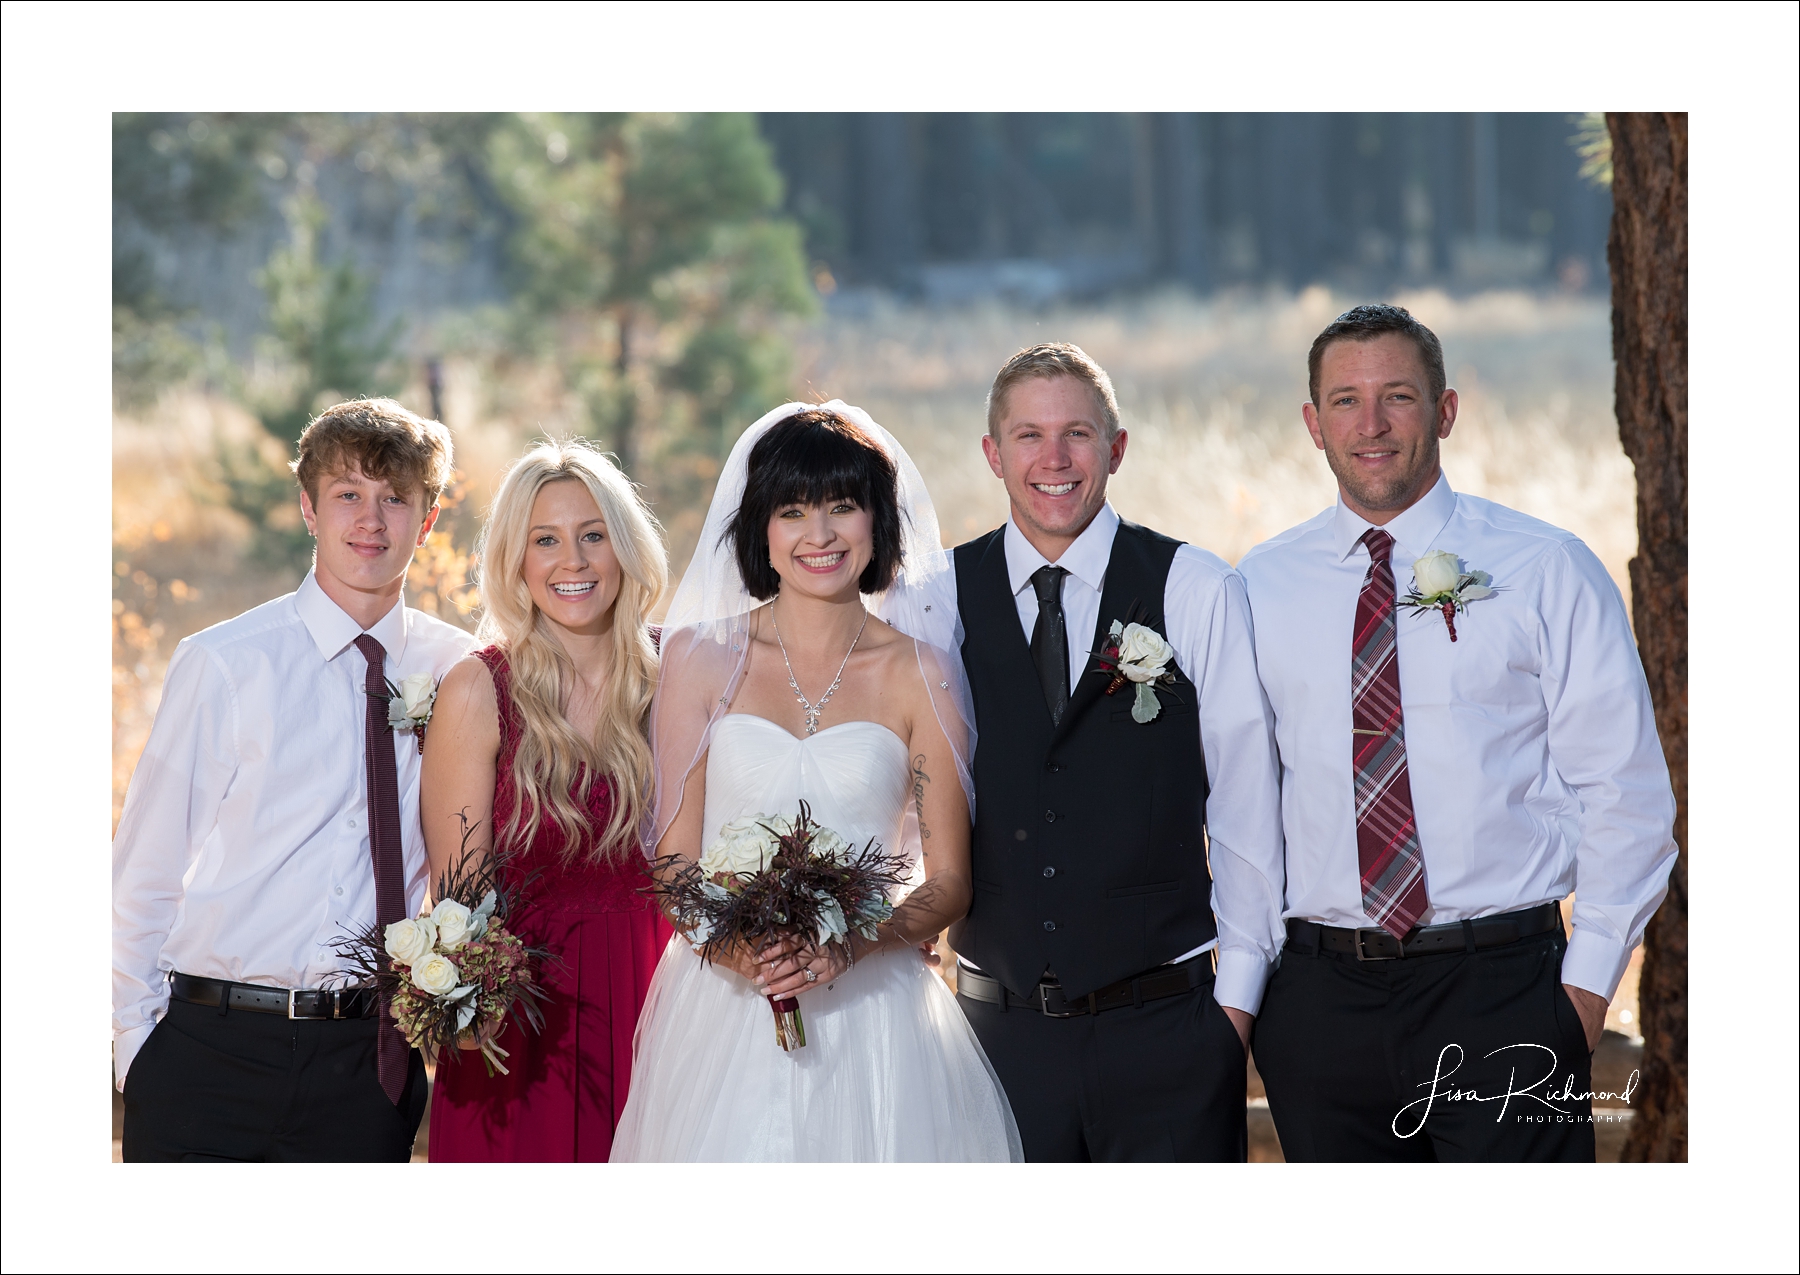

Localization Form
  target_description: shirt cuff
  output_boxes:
[1213,948,1273,1017]
[114,1022,156,1093]
[1560,928,1633,1002]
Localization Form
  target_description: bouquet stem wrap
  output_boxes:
[770,997,806,1051]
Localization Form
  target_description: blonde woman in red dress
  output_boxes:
[421,440,670,1161]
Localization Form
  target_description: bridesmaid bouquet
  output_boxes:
[653,801,909,1052]
[336,820,554,1076]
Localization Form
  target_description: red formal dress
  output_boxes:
[428,645,670,1162]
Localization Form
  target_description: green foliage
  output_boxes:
[112,113,287,236]
[112,306,201,411]
[1571,112,1613,188]
[215,437,315,572]
[253,192,403,445]
[222,191,404,571]
[493,113,817,466]
[112,113,287,406]
[112,112,819,569]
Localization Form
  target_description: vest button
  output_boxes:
[1043,866,1056,878]
[1043,921,1056,932]
[1044,810,1056,823]
[1045,762,1062,773]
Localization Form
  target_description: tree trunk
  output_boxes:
[614,305,636,475]
[1606,112,1687,1163]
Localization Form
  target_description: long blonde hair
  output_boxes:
[475,440,667,862]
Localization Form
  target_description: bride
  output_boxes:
[610,402,1022,1162]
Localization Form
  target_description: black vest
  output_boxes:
[951,521,1215,999]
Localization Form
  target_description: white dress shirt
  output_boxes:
[112,572,475,1088]
[1237,473,1677,1001]
[898,502,1287,1015]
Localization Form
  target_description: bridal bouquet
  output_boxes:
[336,821,554,1076]
[653,801,910,1052]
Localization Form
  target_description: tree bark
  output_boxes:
[613,304,636,475]
[1606,112,1687,1163]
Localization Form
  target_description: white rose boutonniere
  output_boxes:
[1401,550,1497,642]
[1094,618,1182,723]
[386,672,438,753]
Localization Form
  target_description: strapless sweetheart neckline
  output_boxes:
[720,712,908,755]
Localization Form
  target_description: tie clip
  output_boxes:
[1351,728,1387,736]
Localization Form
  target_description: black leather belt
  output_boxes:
[169,971,377,1020]
[1285,901,1562,962]
[956,954,1210,1018]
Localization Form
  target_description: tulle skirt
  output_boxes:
[610,936,1022,1162]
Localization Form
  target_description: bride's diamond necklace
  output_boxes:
[771,601,869,736]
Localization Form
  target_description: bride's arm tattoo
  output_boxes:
[912,753,931,841]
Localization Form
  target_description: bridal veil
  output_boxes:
[647,401,975,865]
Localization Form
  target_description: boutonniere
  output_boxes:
[386,672,438,753]
[1401,550,1497,642]
[1092,619,1181,723]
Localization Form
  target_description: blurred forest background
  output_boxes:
[112,112,1648,1158]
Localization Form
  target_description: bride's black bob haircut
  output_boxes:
[727,407,904,601]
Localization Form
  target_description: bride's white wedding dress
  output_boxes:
[610,713,1022,1162]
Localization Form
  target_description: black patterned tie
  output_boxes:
[1030,566,1070,726]
[354,634,410,1106]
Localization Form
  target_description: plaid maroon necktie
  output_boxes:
[354,634,410,1105]
[1351,528,1429,938]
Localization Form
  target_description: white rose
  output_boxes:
[1412,550,1464,598]
[431,898,475,948]
[384,916,437,967]
[809,826,852,863]
[411,952,461,996]
[400,672,436,718]
[699,816,777,878]
[1116,622,1174,682]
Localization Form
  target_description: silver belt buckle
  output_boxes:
[1354,928,1400,961]
[287,988,303,1018]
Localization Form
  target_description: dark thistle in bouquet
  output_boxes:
[335,813,555,1076]
[651,800,911,1051]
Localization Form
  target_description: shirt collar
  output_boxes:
[294,570,410,664]
[1330,470,1458,563]
[1003,500,1120,597]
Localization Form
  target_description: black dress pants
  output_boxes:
[958,971,1247,1162]
[122,999,427,1162]
[1253,928,1596,1162]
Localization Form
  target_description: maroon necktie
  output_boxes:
[1351,529,1429,938]
[355,634,410,1105]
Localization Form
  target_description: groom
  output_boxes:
[929,343,1285,1161]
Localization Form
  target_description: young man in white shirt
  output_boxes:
[1238,305,1677,1162]
[113,398,475,1161]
